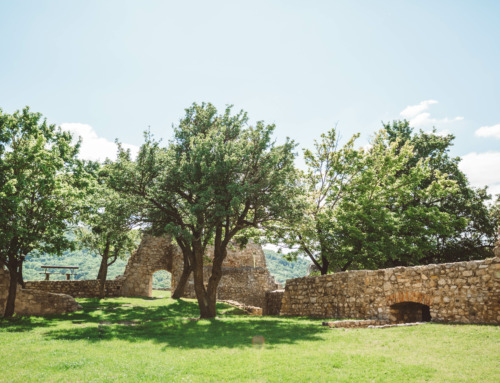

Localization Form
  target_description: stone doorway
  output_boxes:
[390,302,431,323]
[152,270,171,292]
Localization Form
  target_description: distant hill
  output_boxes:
[263,249,310,285]
[22,247,310,288]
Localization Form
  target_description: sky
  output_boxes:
[1,0,499,195]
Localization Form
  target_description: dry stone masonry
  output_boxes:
[178,240,280,307]
[280,256,500,324]
[21,235,280,309]
[24,279,122,298]
[0,268,81,316]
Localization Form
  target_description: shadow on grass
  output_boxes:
[42,299,329,349]
[0,316,55,332]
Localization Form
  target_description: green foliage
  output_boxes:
[0,106,91,317]
[76,162,140,284]
[263,249,310,284]
[110,102,301,317]
[273,121,494,273]
[381,121,499,265]
[0,107,88,265]
[329,129,462,270]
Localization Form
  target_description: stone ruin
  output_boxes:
[116,235,280,307]
[279,255,500,324]
[3,230,500,323]
[19,235,280,311]
[0,267,81,316]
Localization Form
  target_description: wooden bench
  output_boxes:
[40,265,79,281]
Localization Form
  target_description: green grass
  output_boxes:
[1,292,499,383]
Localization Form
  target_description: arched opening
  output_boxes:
[390,302,431,323]
[151,270,171,297]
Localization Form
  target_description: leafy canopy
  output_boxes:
[0,107,89,265]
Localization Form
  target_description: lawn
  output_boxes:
[0,292,498,383]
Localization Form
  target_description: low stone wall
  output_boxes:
[182,266,280,308]
[280,257,500,324]
[24,280,123,298]
[263,289,284,315]
[1,268,81,316]
[323,320,389,328]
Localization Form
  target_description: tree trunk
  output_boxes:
[171,257,192,299]
[17,258,25,288]
[190,240,217,318]
[320,254,329,275]
[98,259,108,299]
[97,240,111,299]
[4,266,18,318]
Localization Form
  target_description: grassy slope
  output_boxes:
[0,292,498,383]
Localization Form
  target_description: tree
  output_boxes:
[110,103,299,318]
[271,128,363,274]
[329,129,461,269]
[382,120,499,265]
[0,107,87,317]
[77,164,139,298]
[276,125,461,273]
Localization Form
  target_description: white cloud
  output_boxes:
[400,100,463,128]
[459,151,500,197]
[475,124,500,139]
[400,100,438,119]
[61,123,139,162]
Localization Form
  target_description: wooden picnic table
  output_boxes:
[40,265,79,280]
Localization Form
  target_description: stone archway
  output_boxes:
[116,235,279,306]
[118,236,180,297]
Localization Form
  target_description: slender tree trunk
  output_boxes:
[171,253,192,299]
[4,265,18,318]
[98,259,108,299]
[17,258,25,288]
[320,254,329,275]
[97,240,111,299]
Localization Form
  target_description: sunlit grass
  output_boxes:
[0,292,498,382]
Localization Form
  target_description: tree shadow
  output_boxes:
[0,316,55,332]
[44,300,329,349]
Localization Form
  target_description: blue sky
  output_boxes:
[1,0,499,194]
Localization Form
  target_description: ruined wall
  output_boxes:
[280,257,500,324]
[263,289,284,315]
[24,279,122,298]
[118,236,177,297]
[0,268,81,316]
[172,239,280,307]
[18,235,279,308]
[180,266,279,308]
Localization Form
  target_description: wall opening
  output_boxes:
[152,270,171,292]
[390,302,431,323]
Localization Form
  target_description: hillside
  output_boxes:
[22,247,310,288]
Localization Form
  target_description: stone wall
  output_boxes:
[172,240,280,307]
[118,235,178,297]
[0,268,81,316]
[16,235,280,309]
[280,257,500,324]
[263,289,284,315]
[24,279,122,298]
[181,266,280,308]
